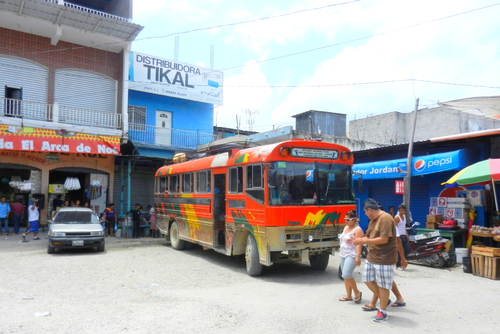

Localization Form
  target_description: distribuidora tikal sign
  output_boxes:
[129,52,223,105]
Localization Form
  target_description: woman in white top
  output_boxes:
[338,209,364,303]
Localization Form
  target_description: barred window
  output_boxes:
[128,105,146,131]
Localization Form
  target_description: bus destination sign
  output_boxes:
[290,148,338,159]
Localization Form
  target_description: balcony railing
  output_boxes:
[1,98,52,121]
[59,105,122,129]
[129,123,215,150]
[0,98,121,129]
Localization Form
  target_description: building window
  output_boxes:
[128,105,146,131]
[4,86,22,117]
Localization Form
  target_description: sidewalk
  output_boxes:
[0,231,165,252]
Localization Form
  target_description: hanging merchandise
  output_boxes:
[64,177,81,191]
[89,179,102,199]
[9,180,32,191]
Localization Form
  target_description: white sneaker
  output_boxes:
[396,267,404,271]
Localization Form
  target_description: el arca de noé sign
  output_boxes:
[0,125,120,155]
[129,52,224,105]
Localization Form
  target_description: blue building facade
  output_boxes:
[352,138,494,233]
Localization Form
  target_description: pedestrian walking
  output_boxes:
[353,198,397,322]
[10,199,24,235]
[0,196,11,236]
[148,205,158,238]
[22,198,41,241]
[338,209,363,304]
[128,204,142,239]
[103,203,117,237]
[361,227,408,311]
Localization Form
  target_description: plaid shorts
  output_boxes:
[362,260,394,290]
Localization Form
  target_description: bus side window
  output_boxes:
[183,172,193,193]
[247,164,262,189]
[170,175,179,193]
[229,166,243,193]
[196,170,211,193]
[160,177,167,193]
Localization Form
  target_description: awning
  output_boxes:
[353,150,471,180]
[0,124,120,155]
[135,147,175,160]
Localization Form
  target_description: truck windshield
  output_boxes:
[268,161,354,206]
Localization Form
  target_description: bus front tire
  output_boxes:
[169,222,186,250]
[309,251,330,271]
[245,234,262,276]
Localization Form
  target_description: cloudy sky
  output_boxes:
[131,0,500,132]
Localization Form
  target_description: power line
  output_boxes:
[220,2,500,71]
[134,1,361,42]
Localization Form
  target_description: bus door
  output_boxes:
[212,173,226,248]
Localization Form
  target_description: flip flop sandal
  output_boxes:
[362,304,377,311]
[354,292,362,304]
[339,297,353,301]
[391,301,406,307]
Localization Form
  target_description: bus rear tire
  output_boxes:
[169,221,186,250]
[309,251,330,271]
[245,234,262,276]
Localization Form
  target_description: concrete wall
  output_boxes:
[349,105,500,145]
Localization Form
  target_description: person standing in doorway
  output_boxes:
[128,204,142,239]
[52,195,63,210]
[103,203,117,237]
[0,197,11,236]
[22,198,41,241]
[10,199,24,235]
[353,198,397,322]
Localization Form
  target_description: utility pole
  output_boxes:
[404,98,419,221]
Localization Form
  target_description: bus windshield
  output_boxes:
[268,161,354,206]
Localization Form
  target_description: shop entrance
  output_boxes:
[48,168,109,217]
[0,164,41,230]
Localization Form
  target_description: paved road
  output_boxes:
[1,232,499,333]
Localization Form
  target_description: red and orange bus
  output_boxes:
[154,139,355,276]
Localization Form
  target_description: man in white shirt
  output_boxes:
[22,198,40,241]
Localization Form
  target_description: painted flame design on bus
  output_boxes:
[154,139,355,276]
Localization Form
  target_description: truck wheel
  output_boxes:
[245,234,262,276]
[309,251,330,270]
[47,244,55,254]
[170,221,186,250]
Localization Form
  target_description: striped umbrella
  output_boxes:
[442,158,500,210]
